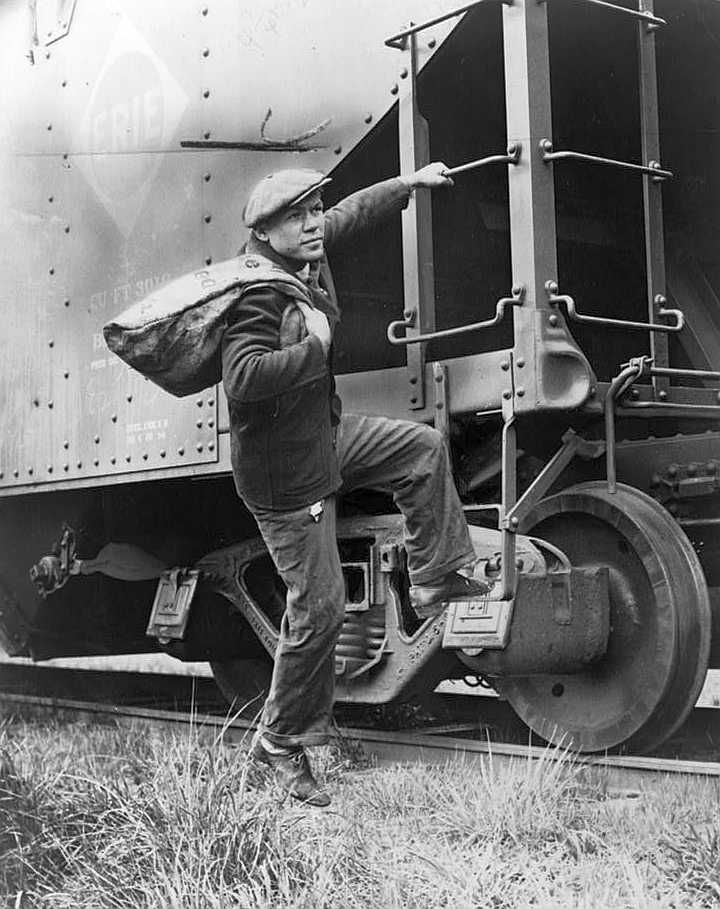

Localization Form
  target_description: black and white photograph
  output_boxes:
[1,0,720,904]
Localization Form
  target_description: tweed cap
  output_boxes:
[243,169,332,228]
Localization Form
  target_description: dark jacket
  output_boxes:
[222,177,411,511]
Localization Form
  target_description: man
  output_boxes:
[222,164,491,807]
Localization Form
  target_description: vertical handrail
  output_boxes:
[398,31,436,411]
[638,0,670,396]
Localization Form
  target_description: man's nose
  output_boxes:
[302,211,323,232]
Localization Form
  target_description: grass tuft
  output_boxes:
[0,715,719,907]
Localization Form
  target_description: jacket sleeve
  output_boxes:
[222,286,326,404]
[323,177,411,250]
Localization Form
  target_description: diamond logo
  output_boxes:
[76,16,189,237]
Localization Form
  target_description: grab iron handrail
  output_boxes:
[385,0,512,50]
[539,139,672,182]
[388,286,524,346]
[545,282,684,334]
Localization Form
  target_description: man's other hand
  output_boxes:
[403,162,454,190]
[296,301,332,354]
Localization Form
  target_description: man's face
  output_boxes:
[255,191,325,263]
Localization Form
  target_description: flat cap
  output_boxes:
[243,169,332,228]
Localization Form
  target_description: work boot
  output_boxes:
[410,571,494,620]
[251,736,331,807]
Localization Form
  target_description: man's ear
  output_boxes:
[253,226,269,242]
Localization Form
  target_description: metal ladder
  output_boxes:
[383,0,686,599]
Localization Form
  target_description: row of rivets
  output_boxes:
[6,441,217,478]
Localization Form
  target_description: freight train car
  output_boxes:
[1,0,719,752]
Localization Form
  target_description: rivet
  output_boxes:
[400,68,408,79]
[93,458,99,467]
[64,298,70,307]
[196,399,204,407]
[202,47,210,57]
[203,89,210,98]
[142,453,149,460]
[516,358,525,368]
[658,389,668,401]
[45,51,50,59]
[390,84,399,95]
[667,464,678,477]
[631,388,640,399]
[94,435,100,444]
[63,153,68,160]
[334,146,342,155]
[502,390,512,400]
[208,442,215,451]
[204,214,212,223]
[47,123,52,131]
[435,402,443,410]
[159,449,167,458]
[205,256,212,266]
[409,376,418,385]
[127,395,133,403]
[589,386,597,398]
[204,130,211,140]
[63,464,69,472]
[687,462,697,476]
[49,267,55,275]
[48,339,54,348]
[48,400,53,409]
[47,466,53,473]
[364,113,373,124]
[548,314,558,327]
[64,225,70,234]
[500,360,509,371]
[110,457,116,465]
[125,454,131,462]
[516,387,525,397]
[111,414,117,423]
[516,558,524,570]
[410,396,417,405]
[208,419,215,428]
[63,371,69,379]
[13,470,18,478]
[434,373,443,383]
[33,397,40,407]
[61,79,67,87]
[48,196,54,203]
[27,467,33,475]
[197,443,204,452]
[510,516,519,528]
[201,5,208,14]
[204,172,211,182]
[178,447,185,456]
[63,440,69,449]
[0,472,3,480]
[196,420,203,428]
[428,38,436,48]
[208,398,214,406]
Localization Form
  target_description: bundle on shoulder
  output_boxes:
[103,254,310,396]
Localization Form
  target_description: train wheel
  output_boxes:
[497,482,711,753]
[210,656,273,720]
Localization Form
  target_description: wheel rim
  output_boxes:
[497,482,711,753]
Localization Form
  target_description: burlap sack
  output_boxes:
[103,254,311,396]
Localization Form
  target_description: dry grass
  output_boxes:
[0,715,719,908]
